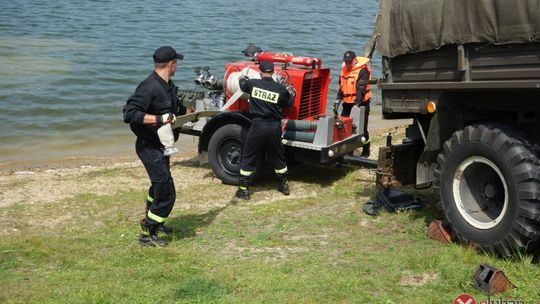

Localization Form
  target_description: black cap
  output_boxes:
[343,50,356,62]
[153,46,184,63]
[259,61,274,73]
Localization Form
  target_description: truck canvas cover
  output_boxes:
[373,0,540,58]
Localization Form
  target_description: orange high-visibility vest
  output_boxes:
[339,56,372,104]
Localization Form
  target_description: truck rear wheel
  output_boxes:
[436,124,540,257]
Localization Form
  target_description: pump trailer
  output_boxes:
[173,45,374,185]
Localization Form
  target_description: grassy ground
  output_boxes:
[1,132,539,303]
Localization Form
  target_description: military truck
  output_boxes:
[368,0,540,257]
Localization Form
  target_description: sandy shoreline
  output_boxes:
[0,119,410,227]
[0,155,139,175]
[0,134,201,174]
[0,117,411,174]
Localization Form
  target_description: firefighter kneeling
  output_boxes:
[236,61,294,200]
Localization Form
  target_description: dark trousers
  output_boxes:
[136,138,176,225]
[239,119,287,186]
[341,102,370,142]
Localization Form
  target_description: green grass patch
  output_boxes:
[1,163,539,303]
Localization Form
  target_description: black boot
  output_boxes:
[360,142,371,158]
[139,219,168,247]
[157,223,173,234]
[235,186,250,200]
[144,200,172,234]
[277,175,290,196]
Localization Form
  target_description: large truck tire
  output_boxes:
[208,124,244,185]
[435,124,540,257]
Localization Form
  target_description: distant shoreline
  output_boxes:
[0,134,201,173]
[0,117,411,174]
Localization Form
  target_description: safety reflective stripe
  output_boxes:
[275,167,288,174]
[239,186,247,190]
[146,194,154,203]
[252,87,279,104]
[240,169,253,176]
[147,210,166,223]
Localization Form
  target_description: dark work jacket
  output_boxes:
[123,72,185,145]
[239,76,293,121]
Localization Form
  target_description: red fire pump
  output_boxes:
[226,52,325,114]
[175,45,372,185]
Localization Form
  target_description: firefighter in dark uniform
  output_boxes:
[123,46,186,246]
[335,50,372,157]
[235,61,293,200]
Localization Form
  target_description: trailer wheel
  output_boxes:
[435,124,540,257]
[208,124,245,185]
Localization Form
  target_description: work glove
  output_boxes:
[287,84,296,98]
[158,113,176,126]
[238,75,249,87]
[238,76,249,93]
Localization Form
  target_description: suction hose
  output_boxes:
[220,67,261,111]
[282,130,316,143]
[283,120,318,131]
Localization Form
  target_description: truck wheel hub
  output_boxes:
[227,147,241,164]
[452,156,508,230]
[219,140,242,172]
[483,182,499,199]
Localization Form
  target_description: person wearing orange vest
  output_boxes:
[336,50,372,157]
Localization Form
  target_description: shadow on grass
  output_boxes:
[289,162,357,187]
[172,157,216,180]
[175,276,230,302]
[173,156,357,189]
[167,202,234,240]
[249,162,357,192]
[355,183,445,227]
[171,157,206,169]
[355,185,540,261]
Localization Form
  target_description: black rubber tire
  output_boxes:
[435,124,540,257]
[208,124,245,185]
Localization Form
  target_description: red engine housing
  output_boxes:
[224,56,331,121]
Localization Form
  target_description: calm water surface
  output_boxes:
[0,0,380,163]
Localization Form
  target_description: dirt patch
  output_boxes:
[0,126,406,238]
[223,241,309,261]
[0,161,144,209]
[0,155,138,174]
[399,272,439,287]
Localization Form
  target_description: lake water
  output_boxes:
[0,0,380,163]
